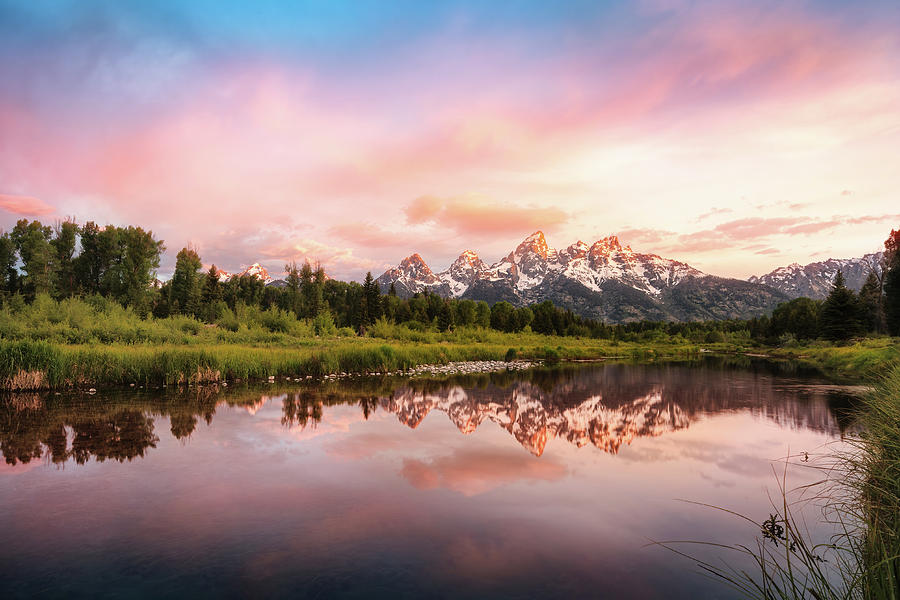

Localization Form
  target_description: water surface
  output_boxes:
[0,360,855,598]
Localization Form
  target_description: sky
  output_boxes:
[1,0,899,281]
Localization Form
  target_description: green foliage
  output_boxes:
[504,347,518,362]
[704,330,725,343]
[11,219,53,298]
[542,346,561,366]
[170,247,202,316]
[216,307,241,332]
[312,310,337,336]
[858,270,886,334]
[819,271,863,342]
[770,297,820,341]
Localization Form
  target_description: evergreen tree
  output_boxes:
[437,300,453,332]
[884,228,900,336]
[362,271,381,325]
[171,247,202,315]
[770,297,820,340]
[859,270,886,334]
[490,301,516,332]
[819,270,862,341]
[200,265,222,321]
[388,281,397,297]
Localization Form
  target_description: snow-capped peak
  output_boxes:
[515,230,553,260]
[377,232,709,305]
[237,263,272,282]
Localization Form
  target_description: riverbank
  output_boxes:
[0,331,896,391]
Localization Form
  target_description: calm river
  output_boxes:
[0,360,856,599]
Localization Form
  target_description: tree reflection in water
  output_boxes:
[0,358,858,466]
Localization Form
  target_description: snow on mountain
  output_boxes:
[212,262,274,284]
[378,231,706,301]
[382,382,690,456]
[238,262,272,282]
[749,252,883,299]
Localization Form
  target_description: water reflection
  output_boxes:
[1,360,856,466]
[0,360,860,599]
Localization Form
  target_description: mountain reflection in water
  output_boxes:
[1,361,854,466]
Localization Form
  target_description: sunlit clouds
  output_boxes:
[1,0,898,279]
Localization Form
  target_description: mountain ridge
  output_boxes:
[748,252,883,299]
[376,231,787,322]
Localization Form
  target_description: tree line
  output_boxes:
[2,218,899,342]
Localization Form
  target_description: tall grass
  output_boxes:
[851,365,900,597]
[663,363,900,599]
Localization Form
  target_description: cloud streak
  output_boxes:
[406,195,568,236]
[0,194,54,217]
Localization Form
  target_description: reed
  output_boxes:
[662,363,900,599]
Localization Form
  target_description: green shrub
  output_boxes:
[704,330,725,343]
[543,346,560,366]
[216,308,241,332]
[505,347,518,362]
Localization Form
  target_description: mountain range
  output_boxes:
[214,263,274,284]
[376,231,789,322]
[749,252,883,299]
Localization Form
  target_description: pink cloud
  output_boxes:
[400,448,567,496]
[405,194,568,236]
[0,2,898,279]
[0,194,54,216]
[258,237,383,276]
[615,227,676,246]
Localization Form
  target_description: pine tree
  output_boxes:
[200,265,222,321]
[437,300,453,332]
[819,270,862,341]
[858,270,886,334]
[362,271,381,325]
[884,228,900,336]
[388,281,397,297]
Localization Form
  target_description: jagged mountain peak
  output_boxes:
[750,251,883,299]
[377,232,785,322]
[237,262,271,282]
[400,253,429,268]
[515,230,552,260]
[589,235,631,256]
[453,250,482,265]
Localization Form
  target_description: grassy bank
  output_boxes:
[0,333,895,391]
[0,334,708,390]
[765,337,900,382]
[0,295,896,390]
